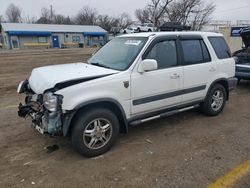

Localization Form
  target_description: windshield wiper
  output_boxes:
[91,62,111,69]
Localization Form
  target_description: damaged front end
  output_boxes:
[17,80,64,135]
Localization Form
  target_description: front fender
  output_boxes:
[62,98,129,136]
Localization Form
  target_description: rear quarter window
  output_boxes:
[208,37,231,59]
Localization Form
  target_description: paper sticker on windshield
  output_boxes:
[125,40,142,46]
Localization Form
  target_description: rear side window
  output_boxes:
[208,37,231,59]
[181,39,211,65]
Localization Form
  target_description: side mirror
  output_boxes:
[138,59,158,73]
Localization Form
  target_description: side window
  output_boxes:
[72,36,80,43]
[181,40,203,65]
[145,40,177,69]
[208,37,231,59]
[38,37,47,43]
[181,39,211,65]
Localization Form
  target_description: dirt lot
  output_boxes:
[0,49,250,188]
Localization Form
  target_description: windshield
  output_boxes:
[88,37,148,71]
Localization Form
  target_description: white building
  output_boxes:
[0,23,108,49]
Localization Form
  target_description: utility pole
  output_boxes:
[50,5,53,23]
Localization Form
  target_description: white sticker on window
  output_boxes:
[125,40,142,46]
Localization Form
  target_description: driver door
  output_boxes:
[130,38,183,115]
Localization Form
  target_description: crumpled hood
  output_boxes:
[29,62,119,94]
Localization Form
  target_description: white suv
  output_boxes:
[17,32,237,157]
[123,26,137,34]
[136,23,156,32]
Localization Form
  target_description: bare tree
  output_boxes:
[149,0,174,26]
[36,7,71,25]
[97,15,117,32]
[5,3,22,23]
[54,15,72,24]
[135,0,174,27]
[22,15,37,24]
[166,0,197,25]
[189,2,215,30]
[135,9,150,24]
[41,7,52,20]
[135,0,215,30]
[166,0,215,30]
[0,15,5,23]
[97,13,132,33]
[116,13,133,29]
[36,7,54,24]
[75,6,98,25]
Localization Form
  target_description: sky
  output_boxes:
[0,0,249,22]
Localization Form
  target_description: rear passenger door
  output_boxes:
[180,36,216,103]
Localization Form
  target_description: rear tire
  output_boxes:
[71,108,120,157]
[201,84,226,116]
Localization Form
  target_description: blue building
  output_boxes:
[0,23,108,49]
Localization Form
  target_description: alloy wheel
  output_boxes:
[83,118,113,150]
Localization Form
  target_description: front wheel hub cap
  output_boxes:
[83,118,113,150]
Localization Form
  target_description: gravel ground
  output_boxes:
[0,49,249,188]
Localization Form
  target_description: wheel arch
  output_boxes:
[63,98,128,136]
[207,78,229,100]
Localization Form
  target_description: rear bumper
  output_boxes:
[228,77,238,91]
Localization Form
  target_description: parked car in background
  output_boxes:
[136,23,156,32]
[111,27,122,35]
[233,27,250,82]
[159,22,191,31]
[123,26,138,34]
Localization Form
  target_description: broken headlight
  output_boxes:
[43,92,58,112]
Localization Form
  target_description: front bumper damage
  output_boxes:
[17,81,66,136]
[18,97,62,135]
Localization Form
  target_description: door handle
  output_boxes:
[170,73,180,79]
[209,67,216,72]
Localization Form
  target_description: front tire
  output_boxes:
[201,84,226,116]
[71,108,120,157]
